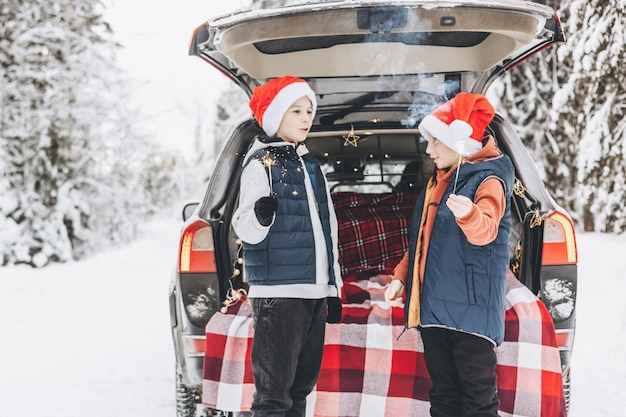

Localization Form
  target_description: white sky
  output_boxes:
[104,0,250,157]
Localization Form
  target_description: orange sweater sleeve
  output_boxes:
[455,177,506,246]
[393,251,410,284]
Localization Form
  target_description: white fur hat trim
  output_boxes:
[261,82,317,137]
[418,115,481,156]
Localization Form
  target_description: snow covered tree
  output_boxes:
[489,1,574,214]
[186,86,248,196]
[556,0,626,232]
[493,0,626,232]
[0,0,172,266]
[202,84,250,170]
[0,0,103,266]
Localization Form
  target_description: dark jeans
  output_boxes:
[250,297,327,417]
[420,327,499,417]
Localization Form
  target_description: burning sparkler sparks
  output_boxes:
[260,153,277,194]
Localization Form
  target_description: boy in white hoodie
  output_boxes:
[232,76,342,417]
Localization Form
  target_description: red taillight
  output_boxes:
[542,211,578,265]
[183,335,206,357]
[555,329,574,350]
[178,221,216,273]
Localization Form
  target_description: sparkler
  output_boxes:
[260,153,277,195]
[453,140,466,194]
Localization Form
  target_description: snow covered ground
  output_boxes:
[1,217,625,417]
[0,218,180,417]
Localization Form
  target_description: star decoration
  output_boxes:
[343,125,360,147]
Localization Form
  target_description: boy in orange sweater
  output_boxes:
[385,93,514,417]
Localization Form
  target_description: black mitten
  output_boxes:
[254,196,278,226]
[326,297,343,323]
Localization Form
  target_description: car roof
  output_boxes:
[190,0,563,108]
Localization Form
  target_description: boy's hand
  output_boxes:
[446,194,473,218]
[384,279,405,306]
[254,196,278,226]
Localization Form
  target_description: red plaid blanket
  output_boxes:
[202,272,567,417]
[332,192,419,277]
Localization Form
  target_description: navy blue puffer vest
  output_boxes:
[242,143,337,286]
[406,154,514,345]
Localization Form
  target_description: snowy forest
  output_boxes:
[0,0,193,267]
[1,0,624,267]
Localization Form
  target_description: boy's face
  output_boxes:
[426,137,460,170]
[276,96,313,143]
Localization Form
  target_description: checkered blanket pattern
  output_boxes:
[332,192,419,277]
[202,272,567,416]
[495,276,568,417]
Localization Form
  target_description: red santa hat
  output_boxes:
[418,92,495,156]
[249,76,317,137]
